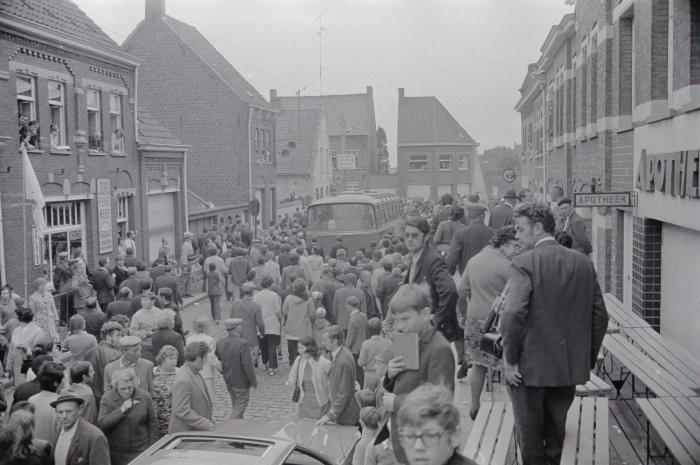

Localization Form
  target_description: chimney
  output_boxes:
[398,88,405,98]
[145,0,165,21]
[269,89,277,101]
[366,86,373,96]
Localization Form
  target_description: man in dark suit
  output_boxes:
[430,193,455,237]
[501,203,608,465]
[215,318,257,419]
[557,198,593,256]
[403,216,459,343]
[169,341,215,433]
[488,190,517,229]
[446,204,494,276]
[381,283,455,465]
[153,264,183,306]
[92,258,115,313]
[51,392,111,465]
[106,287,134,320]
[318,325,360,426]
[329,237,348,259]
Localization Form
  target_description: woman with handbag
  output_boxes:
[286,335,331,420]
[458,225,521,420]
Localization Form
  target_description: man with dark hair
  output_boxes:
[332,273,367,335]
[489,190,517,229]
[216,319,257,419]
[65,361,97,424]
[169,341,215,432]
[30,361,66,441]
[501,202,608,464]
[80,297,106,341]
[106,287,134,320]
[12,354,52,403]
[153,264,182,306]
[329,236,347,259]
[281,254,305,289]
[375,260,401,318]
[225,248,250,301]
[557,198,593,256]
[430,193,454,237]
[318,325,360,426]
[446,204,493,276]
[93,257,115,312]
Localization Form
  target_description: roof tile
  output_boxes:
[275,108,321,175]
[273,93,370,135]
[398,95,475,145]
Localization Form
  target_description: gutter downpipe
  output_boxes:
[248,105,254,226]
[183,149,189,232]
[0,193,6,286]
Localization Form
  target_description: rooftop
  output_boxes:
[275,108,322,175]
[397,93,475,146]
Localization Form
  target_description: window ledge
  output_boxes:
[26,149,44,155]
[89,150,106,156]
[50,149,72,156]
[111,151,127,157]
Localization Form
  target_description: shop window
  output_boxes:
[438,154,452,171]
[110,94,125,154]
[43,202,86,282]
[117,196,130,240]
[458,153,469,171]
[87,89,103,151]
[48,81,69,150]
[17,75,40,149]
[409,154,428,171]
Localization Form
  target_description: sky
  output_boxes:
[73,0,573,165]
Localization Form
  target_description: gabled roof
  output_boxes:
[160,16,273,111]
[276,108,322,175]
[273,93,371,136]
[137,110,184,146]
[0,0,119,49]
[397,95,475,145]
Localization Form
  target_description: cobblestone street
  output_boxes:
[181,294,300,422]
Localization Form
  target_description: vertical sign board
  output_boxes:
[32,225,41,267]
[97,179,113,254]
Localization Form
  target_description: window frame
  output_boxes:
[48,81,67,149]
[438,154,452,171]
[17,74,37,120]
[86,89,103,151]
[458,153,469,171]
[408,154,429,171]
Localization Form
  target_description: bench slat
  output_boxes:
[636,398,700,465]
[662,398,700,458]
[603,294,651,329]
[560,398,581,464]
[489,402,514,465]
[480,402,505,464]
[578,397,595,465]
[594,398,609,465]
[463,401,494,459]
[576,372,612,397]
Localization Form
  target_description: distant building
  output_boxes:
[479,145,522,202]
[270,87,377,193]
[123,0,277,232]
[396,88,478,200]
[274,107,333,206]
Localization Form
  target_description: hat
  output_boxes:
[119,335,142,347]
[57,251,69,259]
[50,391,85,409]
[184,231,193,239]
[224,318,243,329]
[503,190,518,200]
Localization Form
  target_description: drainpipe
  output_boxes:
[0,193,6,286]
[183,149,189,232]
[248,105,254,224]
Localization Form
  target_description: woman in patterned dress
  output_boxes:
[27,277,59,345]
[286,336,331,420]
[458,225,521,420]
[152,344,178,437]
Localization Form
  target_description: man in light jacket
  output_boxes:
[169,341,215,432]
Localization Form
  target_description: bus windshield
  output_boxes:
[308,203,376,231]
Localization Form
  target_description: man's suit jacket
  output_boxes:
[52,418,111,465]
[153,272,183,304]
[169,364,214,433]
[215,334,257,390]
[446,223,494,275]
[501,239,609,387]
[564,212,593,255]
[92,267,115,303]
[329,346,360,426]
[488,203,514,229]
[106,299,133,320]
[404,245,460,342]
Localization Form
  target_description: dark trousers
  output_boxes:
[287,339,299,365]
[508,384,576,465]
[352,353,364,388]
[261,334,280,369]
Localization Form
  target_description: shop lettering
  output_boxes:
[636,149,700,198]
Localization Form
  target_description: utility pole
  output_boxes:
[317,13,325,97]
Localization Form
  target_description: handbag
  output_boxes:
[479,308,503,359]
[291,358,301,403]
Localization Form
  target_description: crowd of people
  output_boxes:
[0,189,608,465]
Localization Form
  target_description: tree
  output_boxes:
[376,126,389,174]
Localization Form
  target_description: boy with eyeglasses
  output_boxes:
[397,384,476,465]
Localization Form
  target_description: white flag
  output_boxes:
[22,145,46,233]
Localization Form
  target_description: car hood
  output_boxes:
[216,418,358,463]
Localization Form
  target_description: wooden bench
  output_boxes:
[603,294,651,330]
[620,326,700,394]
[463,401,515,465]
[561,396,609,464]
[576,372,612,397]
[600,334,696,399]
[636,397,700,465]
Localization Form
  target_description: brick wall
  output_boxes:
[611,130,634,191]
[632,217,662,330]
[610,210,625,301]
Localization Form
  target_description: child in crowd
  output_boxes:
[312,307,330,348]
[358,318,393,390]
[353,406,382,465]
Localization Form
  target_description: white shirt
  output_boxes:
[54,420,79,465]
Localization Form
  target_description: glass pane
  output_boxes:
[48,82,63,103]
[110,94,120,114]
[17,76,33,98]
[308,203,375,231]
[45,231,68,264]
[87,90,99,109]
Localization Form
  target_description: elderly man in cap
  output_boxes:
[489,190,518,229]
[51,391,111,465]
[215,318,257,418]
[103,335,153,394]
[180,231,196,298]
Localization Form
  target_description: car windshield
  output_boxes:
[308,203,376,231]
[167,438,270,457]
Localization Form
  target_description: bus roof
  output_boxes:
[307,192,402,208]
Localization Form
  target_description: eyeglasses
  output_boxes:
[406,232,423,239]
[398,428,449,447]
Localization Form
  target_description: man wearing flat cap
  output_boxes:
[215,318,257,418]
[103,335,153,395]
[51,391,111,465]
[489,190,518,229]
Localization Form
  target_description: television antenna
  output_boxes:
[316,13,325,97]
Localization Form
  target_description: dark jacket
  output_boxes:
[488,203,514,229]
[12,379,42,403]
[105,299,133,320]
[328,346,360,425]
[563,211,593,255]
[501,239,609,386]
[215,334,257,389]
[230,298,265,347]
[98,387,158,465]
[92,267,115,304]
[446,222,494,275]
[383,323,455,464]
[151,328,185,366]
[404,244,460,342]
[153,273,183,304]
[51,418,111,465]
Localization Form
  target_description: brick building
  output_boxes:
[0,0,155,295]
[123,0,277,232]
[517,0,700,356]
[270,87,377,193]
[274,106,333,206]
[397,88,478,200]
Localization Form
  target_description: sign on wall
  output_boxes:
[336,153,357,170]
[32,226,41,268]
[97,179,113,254]
[636,149,700,198]
[574,192,635,207]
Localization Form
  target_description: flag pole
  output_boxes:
[21,144,28,298]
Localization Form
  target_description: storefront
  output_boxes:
[42,199,87,282]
